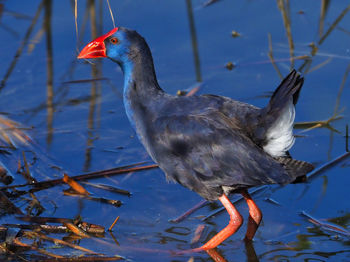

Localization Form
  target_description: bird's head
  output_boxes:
[78,27,158,83]
[78,27,139,65]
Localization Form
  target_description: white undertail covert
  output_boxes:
[263,98,295,157]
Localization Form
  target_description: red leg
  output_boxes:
[199,193,243,250]
[241,190,262,241]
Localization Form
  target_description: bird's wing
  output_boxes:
[149,109,294,200]
[208,70,304,158]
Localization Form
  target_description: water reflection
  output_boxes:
[84,0,103,171]
[186,0,202,83]
[0,1,44,90]
[0,0,349,261]
[44,0,54,146]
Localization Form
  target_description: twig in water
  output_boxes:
[18,151,37,183]
[63,191,122,207]
[0,191,23,215]
[346,124,349,152]
[170,199,208,223]
[306,151,350,181]
[264,197,281,206]
[62,77,109,85]
[0,162,157,191]
[24,231,99,254]
[63,173,90,195]
[38,256,123,261]
[14,216,105,235]
[108,216,120,231]
[26,192,45,216]
[295,112,343,133]
[81,181,131,196]
[300,211,350,238]
[63,222,90,238]
[202,0,220,7]
[4,223,69,234]
[13,237,64,258]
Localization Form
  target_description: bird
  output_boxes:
[78,27,314,251]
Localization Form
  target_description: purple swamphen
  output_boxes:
[78,27,314,251]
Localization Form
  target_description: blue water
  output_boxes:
[0,0,349,261]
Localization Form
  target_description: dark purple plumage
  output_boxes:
[79,27,314,201]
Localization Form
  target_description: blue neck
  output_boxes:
[114,34,164,130]
[121,58,163,129]
[122,60,137,129]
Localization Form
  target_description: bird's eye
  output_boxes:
[110,37,118,45]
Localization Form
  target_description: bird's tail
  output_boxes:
[258,70,304,157]
[267,69,303,108]
[275,156,314,183]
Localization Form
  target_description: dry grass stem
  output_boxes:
[277,0,295,68]
[108,216,120,231]
[63,173,90,195]
[63,222,90,238]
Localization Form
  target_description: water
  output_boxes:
[0,0,349,261]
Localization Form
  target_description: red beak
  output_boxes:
[77,28,119,59]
